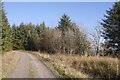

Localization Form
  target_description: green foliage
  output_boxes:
[57,14,72,32]
[2,5,12,52]
[25,23,38,51]
[101,2,120,56]
[0,3,2,52]
[11,14,89,54]
[36,22,46,37]
[12,23,24,49]
[2,4,90,55]
[12,22,38,51]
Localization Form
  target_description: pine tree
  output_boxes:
[12,22,38,50]
[57,14,72,32]
[2,4,12,52]
[101,2,120,56]
[57,14,72,53]
[12,23,23,49]
[12,24,18,49]
[0,3,2,52]
[57,14,89,54]
[36,22,46,37]
[35,22,47,51]
[25,23,38,51]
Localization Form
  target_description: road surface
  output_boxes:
[7,51,56,78]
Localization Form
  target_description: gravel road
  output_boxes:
[7,51,56,78]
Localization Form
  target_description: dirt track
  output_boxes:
[7,51,56,78]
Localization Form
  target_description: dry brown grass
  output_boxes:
[2,51,20,78]
[71,56,119,78]
[33,52,120,78]
[0,54,2,79]
[33,52,89,78]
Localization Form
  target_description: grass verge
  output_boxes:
[32,52,119,79]
[32,52,89,78]
[2,51,20,78]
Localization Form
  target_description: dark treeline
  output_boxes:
[1,2,120,57]
[1,3,90,54]
[11,14,90,54]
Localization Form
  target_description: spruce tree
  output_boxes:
[25,23,38,51]
[57,14,72,32]
[36,22,46,37]
[101,2,120,56]
[57,14,72,53]
[2,4,12,52]
[12,24,23,50]
[0,3,2,52]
